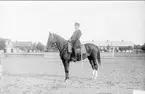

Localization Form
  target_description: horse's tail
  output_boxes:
[97,50,101,65]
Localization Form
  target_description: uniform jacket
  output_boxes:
[70,29,82,48]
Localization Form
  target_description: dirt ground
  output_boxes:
[0,53,145,94]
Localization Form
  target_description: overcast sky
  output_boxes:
[0,1,144,45]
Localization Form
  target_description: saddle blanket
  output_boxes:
[68,42,87,54]
[75,44,87,54]
[80,44,87,54]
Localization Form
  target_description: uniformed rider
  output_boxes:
[69,22,82,62]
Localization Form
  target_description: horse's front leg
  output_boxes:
[62,60,70,81]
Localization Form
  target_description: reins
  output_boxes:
[51,33,68,56]
[51,33,84,67]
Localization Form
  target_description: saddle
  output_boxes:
[68,42,87,54]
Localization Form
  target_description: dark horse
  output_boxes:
[47,32,101,81]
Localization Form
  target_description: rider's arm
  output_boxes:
[69,30,82,42]
[75,30,82,40]
[70,31,76,41]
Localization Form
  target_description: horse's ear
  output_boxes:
[49,32,51,36]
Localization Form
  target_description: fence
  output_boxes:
[4,53,44,57]
[2,52,145,59]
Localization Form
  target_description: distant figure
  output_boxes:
[0,52,2,79]
[69,22,82,62]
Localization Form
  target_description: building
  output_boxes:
[12,41,33,52]
[0,38,14,53]
[82,40,134,52]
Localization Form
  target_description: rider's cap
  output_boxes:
[75,22,80,26]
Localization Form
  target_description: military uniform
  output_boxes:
[70,29,82,50]
[70,24,82,61]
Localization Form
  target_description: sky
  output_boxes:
[0,1,145,45]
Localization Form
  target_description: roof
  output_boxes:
[82,41,134,46]
[12,41,33,47]
[0,38,11,42]
[0,38,12,50]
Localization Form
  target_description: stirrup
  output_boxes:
[71,57,77,62]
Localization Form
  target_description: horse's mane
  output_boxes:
[52,33,67,42]
[52,33,68,52]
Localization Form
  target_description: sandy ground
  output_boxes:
[0,53,145,94]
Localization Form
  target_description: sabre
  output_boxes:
[81,45,83,68]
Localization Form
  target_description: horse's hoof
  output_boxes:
[65,79,69,82]
[64,78,69,82]
[63,79,71,85]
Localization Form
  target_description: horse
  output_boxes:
[47,32,101,81]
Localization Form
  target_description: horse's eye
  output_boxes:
[52,43,56,46]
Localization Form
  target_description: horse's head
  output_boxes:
[46,32,56,50]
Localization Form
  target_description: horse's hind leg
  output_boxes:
[90,53,99,80]
[88,56,95,79]
[93,59,98,80]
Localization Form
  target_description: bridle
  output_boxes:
[51,33,69,55]
[50,33,57,47]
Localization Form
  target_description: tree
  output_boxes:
[0,39,6,50]
[119,46,132,52]
[134,44,142,49]
[134,44,142,53]
[19,46,25,51]
[30,43,37,51]
[119,46,126,52]
[141,43,145,52]
[36,42,45,51]
[128,46,132,50]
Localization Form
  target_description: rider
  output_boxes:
[69,22,82,62]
